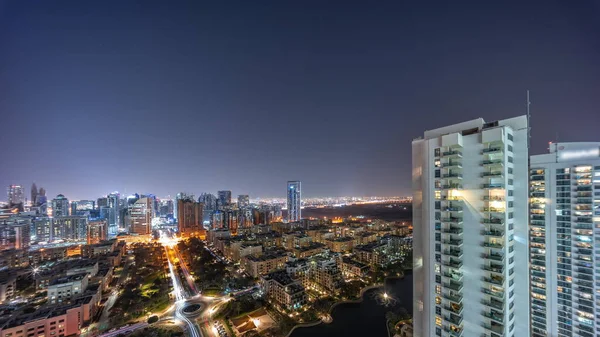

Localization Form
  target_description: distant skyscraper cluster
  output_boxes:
[1,180,302,251]
[412,115,600,337]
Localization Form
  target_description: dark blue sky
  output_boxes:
[1,1,599,200]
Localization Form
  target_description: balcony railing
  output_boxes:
[482,218,504,224]
[482,288,504,299]
[481,299,504,310]
[482,207,505,213]
[444,249,463,258]
[443,173,463,179]
[483,148,503,154]
[483,196,505,201]
[482,264,504,274]
[442,217,464,224]
[442,184,463,189]
[442,259,463,269]
[443,281,464,292]
[482,275,504,286]
[442,206,463,212]
[482,253,504,262]
[443,150,463,157]
[482,230,504,238]
[482,322,505,335]
[482,159,503,166]
[481,242,504,249]
[443,271,463,281]
[444,314,463,326]
[444,304,464,315]
[442,227,463,234]
[442,161,462,168]
[483,183,505,189]
[482,172,503,178]
[481,310,504,323]
[442,239,463,247]
[443,292,462,303]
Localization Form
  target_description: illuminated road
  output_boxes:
[164,245,202,337]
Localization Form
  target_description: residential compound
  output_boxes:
[529,143,600,337]
[412,116,530,337]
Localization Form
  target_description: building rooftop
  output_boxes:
[293,242,325,252]
[246,252,288,262]
[264,270,298,286]
[49,272,88,286]
[354,241,387,252]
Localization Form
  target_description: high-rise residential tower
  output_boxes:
[177,196,204,237]
[217,190,232,209]
[31,183,38,206]
[107,193,120,237]
[51,194,70,217]
[287,181,301,222]
[529,142,600,337]
[7,185,24,205]
[129,197,152,235]
[238,194,250,209]
[412,116,529,337]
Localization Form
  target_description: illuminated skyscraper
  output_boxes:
[412,116,529,337]
[107,193,120,237]
[238,195,250,208]
[217,190,232,209]
[529,143,600,337]
[177,196,204,237]
[7,185,24,205]
[287,181,301,222]
[51,194,70,217]
[129,197,152,235]
[87,219,108,244]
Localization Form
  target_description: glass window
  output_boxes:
[434,148,440,157]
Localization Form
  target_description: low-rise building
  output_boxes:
[324,237,354,253]
[47,273,89,304]
[353,241,389,267]
[0,290,100,337]
[81,240,116,258]
[0,272,17,303]
[235,244,262,263]
[353,231,378,246]
[341,257,369,279]
[311,255,343,294]
[291,242,326,258]
[243,252,289,278]
[260,270,307,311]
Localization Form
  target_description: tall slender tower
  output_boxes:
[31,183,38,206]
[287,181,301,222]
[529,142,600,337]
[412,116,529,337]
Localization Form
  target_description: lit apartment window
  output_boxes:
[435,285,441,294]
[435,316,442,326]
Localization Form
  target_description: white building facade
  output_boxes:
[529,142,600,337]
[412,116,529,337]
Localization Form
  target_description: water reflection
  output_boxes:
[291,274,413,337]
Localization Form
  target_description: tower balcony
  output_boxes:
[444,303,464,315]
[444,248,463,258]
[443,280,464,292]
[443,271,463,282]
[442,161,463,168]
[444,314,463,326]
[442,173,463,180]
[442,183,463,190]
[482,275,504,286]
[442,150,463,158]
[482,218,504,225]
[481,230,504,238]
[442,227,463,234]
[483,183,505,190]
[442,217,464,224]
[481,322,505,336]
[481,310,504,324]
[482,159,504,167]
[482,263,504,275]
[482,287,505,300]
[442,239,463,247]
[482,253,504,262]
[482,207,505,214]
[443,325,463,337]
[442,259,463,269]
[442,291,462,304]
[482,172,504,178]
[482,147,504,155]
[483,196,505,201]
[481,298,504,311]
[481,241,504,249]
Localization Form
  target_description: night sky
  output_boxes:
[1,1,599,200]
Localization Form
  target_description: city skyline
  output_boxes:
[2,1,599,198]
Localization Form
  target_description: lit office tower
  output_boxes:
[129,197,152,235]
[287,181,301,222]
[7,185,25,205]
[411,116,529,337]
[51,194,70,217]
[87,219,108,244]
[107,193,120,237]
[238,195,250,208]
[529,143,600,337]
[217,190,232,209]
